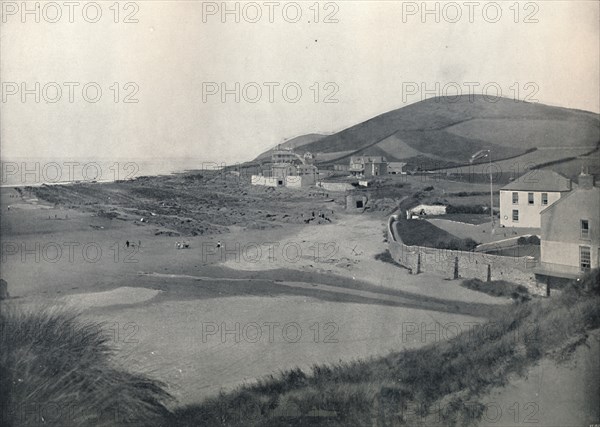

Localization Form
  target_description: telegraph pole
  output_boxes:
[488,150,494,234]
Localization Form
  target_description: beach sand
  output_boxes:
[1,185,509,406]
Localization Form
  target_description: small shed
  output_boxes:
[346,194,368,211]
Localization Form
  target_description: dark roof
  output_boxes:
[501,170,571,192]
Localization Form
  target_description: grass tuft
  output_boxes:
[0,306,172,426]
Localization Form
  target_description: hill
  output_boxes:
[257,96,599,173]
[253,133,327,161]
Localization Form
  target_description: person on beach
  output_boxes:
[126,240,130,248]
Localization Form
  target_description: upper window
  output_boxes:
[541,193,548,205]
[512,192,518,204]
[528,193,534,205]
[581,220,589,239]
[512,209,519,222]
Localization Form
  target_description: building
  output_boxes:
[272,163,297,179]
[349,156,388,177]
[499,170,572,228]
[346,194,368,211]
[333,164,350,172]
[271,146,297,164]
[406,204,447,219]
[388,162,407,175]
[536,171,599,279]
[253,164,318,188]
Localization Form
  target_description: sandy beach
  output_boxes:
[0,184,511,406]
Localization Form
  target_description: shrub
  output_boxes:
[446,204,486,214]
[374,250,396,264]
[516,235,540,245]
[461,278,531,302]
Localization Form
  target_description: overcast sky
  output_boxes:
[2,1,599,163]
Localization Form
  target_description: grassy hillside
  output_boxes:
[166,270,600,426]
[268,96,599,171]
[253,134,327,162]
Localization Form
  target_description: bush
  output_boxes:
[461,278,531,302]
[374,250,396,264]
[517,235,540,245]
[565,268,600,296]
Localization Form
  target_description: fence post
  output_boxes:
[453,257,459,279]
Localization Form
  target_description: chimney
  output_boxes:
[578,167,594,190]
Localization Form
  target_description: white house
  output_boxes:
[499,170,572,229]
[536,171,600,278]
[388,162,407,175]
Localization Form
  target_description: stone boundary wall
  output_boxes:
[387,215,546,295]
[251,175,280,187]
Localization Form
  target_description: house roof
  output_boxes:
[501,170,571,192]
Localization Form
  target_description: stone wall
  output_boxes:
[387,215,546,295]
[251,175,280,187]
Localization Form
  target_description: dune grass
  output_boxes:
[167,270,600,426]
[0,306,172,426]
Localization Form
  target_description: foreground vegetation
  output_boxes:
[169,270,599,426]
[1,271,598,426]
[0,307,172,426]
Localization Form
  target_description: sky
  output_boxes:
[1,1,599,164]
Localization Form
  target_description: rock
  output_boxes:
[0,279,9,300]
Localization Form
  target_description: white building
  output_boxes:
[536,171,600,279]
[499,170,572,229]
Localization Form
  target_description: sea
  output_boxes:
[0,158,225,187]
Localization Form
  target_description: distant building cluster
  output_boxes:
[333,157,406,176]
[251,146,319,188]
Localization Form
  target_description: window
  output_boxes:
[541,193,548,205]
[528,193,534,205]
[581,220,589,239]
[512,192,518,204]
[512,209,519,222]
[580,246,591,272]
